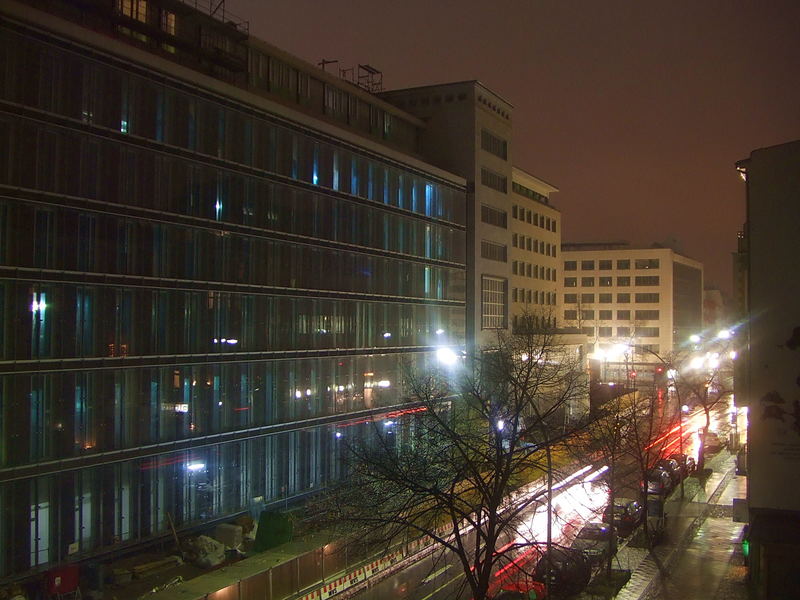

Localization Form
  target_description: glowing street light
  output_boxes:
[436,347,458,366]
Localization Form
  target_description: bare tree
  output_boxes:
[312,324,591,600]
[666,348,733,471]
[581,391,632,577]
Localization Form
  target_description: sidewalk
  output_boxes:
[604,450,749,600]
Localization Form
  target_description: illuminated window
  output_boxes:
[118,0,148,22]
[160,10,176,52]
[481,276,507,329]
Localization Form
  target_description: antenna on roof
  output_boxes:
[318,59,339,73]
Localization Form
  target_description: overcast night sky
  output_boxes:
[228,0,800,295]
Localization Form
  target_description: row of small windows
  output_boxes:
[511,205,557,232]
[513,289,556,306]
[481,129,508,160]
[481,168,508,193]
[564,258,661,271]
[561,275,659,287]
[512,234,557,257]
[511,182,549,206]
[573,326,660,338]
[512,261,556,281]
[481,240,508,262]
[561,288,661,304]
[0,29,464,223]
[391,92,469,109]
[562,307,660,320]
[480,204,508,229]
[477,95,510,120]
[513,314,556,331]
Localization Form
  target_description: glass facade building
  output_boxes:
[0,0,466,578]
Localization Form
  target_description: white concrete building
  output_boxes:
[509,168,560,331]
[560,243,704,361]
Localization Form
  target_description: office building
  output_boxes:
[509,168,561,331]
[560,242,703,362]
[380,83,562,349]
[735,140,800,600]
[0,0,467,578]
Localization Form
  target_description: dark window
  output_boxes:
[617,326,631,336]
[564,277,577,287]
[481,240,507,262]
[481,168,507,193]
[599,260,612,270]
[617,276,630,286]
[599,293,612,303]
[599,276,612,287]
[581,326,595,336]
[637,327,660,337]
[481,129,508,159]
[581,310,594,320]
[635,310,660,320]
[635,275,660,286]
[617,310,631,319]
[564,309,577,320]
[581,260,595,270]
[598,327,613,337]
[581,277,595,287]
[617,293,631,303]
[581,293,595,303]
[635,293,659,303]
[599,310,612,320]
[635,258,660,269]
[480,204,507,228]
[564,293,578,304]
[617,259,630,270]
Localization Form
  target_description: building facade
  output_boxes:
[735,140,800,600]
[380,83,561,349]
[0,0,467,578]
[560,243,704,362]
[509,168,560,331]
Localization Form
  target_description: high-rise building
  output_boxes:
[560,242,704,362]
[735,140,800,599]
[0,0,467,578]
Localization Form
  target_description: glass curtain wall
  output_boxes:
[0,21,466,577]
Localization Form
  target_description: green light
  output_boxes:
[742,539,750,558]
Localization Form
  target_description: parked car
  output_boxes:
[699,430,724,454]
[642,467,673,495]
[668,453,697,477]
[655,458,682,486]
[570,522,613,565]
[602,497,644,536]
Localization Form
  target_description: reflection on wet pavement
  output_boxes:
[652,470,747,600]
